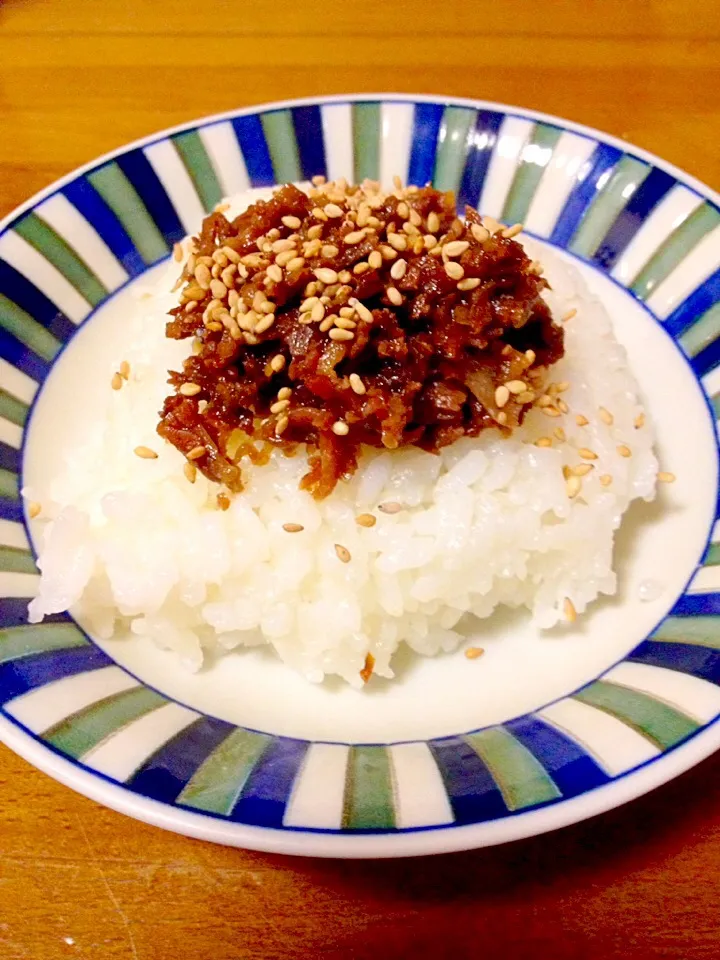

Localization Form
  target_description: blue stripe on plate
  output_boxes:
[628,639,720,687]
[591,166,676,271]
[0,441,20,474]
[0,599,70,628]
[428,736,507,825]
[457,110,504,211]
[0,260,76,344]
[407,103,445,188]
[669,593,720,618]
[664,266,720,340]
[63,178,146,276]
[230,736,309,828]
[550,143,624,248]
[0,497,23,522]
[689,335,720,378]
[0,644,111,705]
[0,328,51,382]
[292,105,327,181]
[231,115,275,188]
[505,715,610,796]
[127,716,234,803]
[115,150,185,246]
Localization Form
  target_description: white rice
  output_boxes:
[26,191,659,687]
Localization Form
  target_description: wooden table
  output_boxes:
[1,2,719,957]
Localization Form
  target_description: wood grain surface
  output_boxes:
[1,1,720,957]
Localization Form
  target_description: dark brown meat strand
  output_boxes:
[158,183,564,499]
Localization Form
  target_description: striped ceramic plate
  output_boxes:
[2,95,720,858]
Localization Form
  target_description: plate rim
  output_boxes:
[2,92,720,858]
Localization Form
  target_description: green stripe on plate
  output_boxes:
[0,545,36,575]
[342,745,395,830]
[630,203,720,299]
[0,468,19,500]
[352,103,381,184]
[0,388,29,427]
[703,543,720,567]
[14,213,107,306]
[0,622,88,665]
[466,727,561,810]
[569,156,650,259]
[177,727,271,814]
[44,686,167,759]
[172,131,223,213]
[574,680,699,750]
[501,123,562,226]
[88,163,168,265]
[678,301,720,359]
[260,110,302,184]
[433,106,476,195]
[712,393,720,421]
[652,615,720,649]
[0,294,61,363]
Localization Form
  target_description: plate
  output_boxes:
[1,95,720,859]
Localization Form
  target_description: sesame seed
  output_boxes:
[349,373,366,395]
[634,412,646,429]
[502,223,523,239]
[444,261,464,281]
[266,264,283,283]
[525,349,536,364]
[427,211,440,234]
[457,277,481,292]
[572,463,595,477]
[356,513,376,527]
[387,286,403,306]
[210,279,227,300]
[392,175,403,190]
[183,462,197,484]
[321,244,339,258]
[563,597,577,623]
[599,407,614,425]
[378,502,403,514]
[180,382,201,397]
[402,221,420,237]
[118,360,130,380]
[194,264,211,289]
[482,216,503,235]
[277,386,292,401]
[495,385,510,408]
[443,240,470,258]
[390,258,407,280]
[311,174,326,186]
[272,238,296,254]
[335,316,356,330]
[270,354,286,373]
[329,328,354,342]
[617,444,632,458]
[505,380,527,395]
[217,493,231,511]
[311,301,326,322]
[307,224,324,240]
[658,471,676,483]
[380,245,398,260]
[255,313,275,334]
[221,265,237,287]
[334,543,352,563]
[387,233,407,251]
[312,207,328,221]
[423,234,437,249]
[318,317,335,332]
[187,445,207,460]
[465,646,485,660]
[599,474,613,487]
[578,448,598,460]
[553,427,566,442]
[368,250,383,270]
[397,201,410,219]
[301,296,319,312]
[283,522,304,533]
[351,299,373,324]
[471,222,490,243]
[28,501,41,519]
[566,475,582,498]
[562,308,577,322]
[556,398,569,414]
[576,414,589,427]
[353,262,370,275]
[221,246,241,264]
[111,372,123,391]
[536,395,553,407]
[270,399,290,414]
[332,420,349,436]
[173,242,184,262]
[286,256,305,273]
[535,437,552,448]
[324,203,344,218]
[517,391,535,404]
[134,445,158,460]
[281,215,302,229]
[314,267,339,284]
[344,230,365,245]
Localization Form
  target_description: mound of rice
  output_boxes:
[26,199,658,686]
